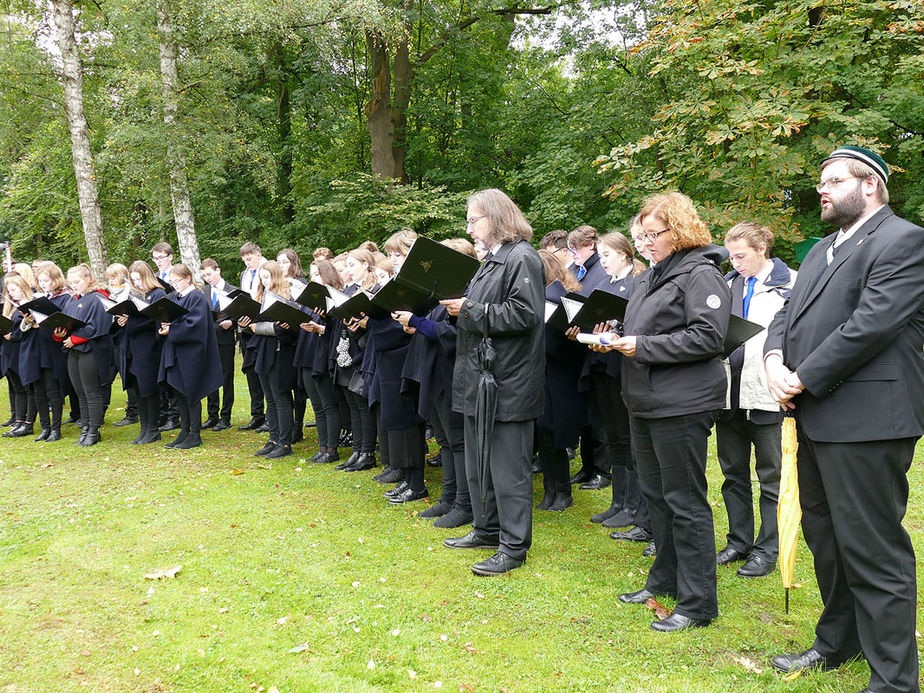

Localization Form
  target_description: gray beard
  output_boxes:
[821,184,866,230]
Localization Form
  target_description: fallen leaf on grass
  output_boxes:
[644,598,671,620]
[231,469,246,476]
[254,463,271,470]
[276,616,288,625]
[732,655,763,674]
[79,650,91,657]
[143,565,182,580]
[41,463,52,468]
[218,608,228,614]
[367,658,375,670]
[287,644,311,653]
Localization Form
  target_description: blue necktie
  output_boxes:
[211,290,218,309]
[576,264,587,281]
[742,276,757,319]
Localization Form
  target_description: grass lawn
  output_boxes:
[2,375,922,692]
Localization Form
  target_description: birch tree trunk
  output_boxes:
[157,1,200,280]
[51,0,107,277]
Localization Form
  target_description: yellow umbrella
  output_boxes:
[778,416,801,613]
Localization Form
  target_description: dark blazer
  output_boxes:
[621,245,730,418]
[203,281,239,347]
[401,305,458,419]
[765,205,924,442]
[452,238,546,421]
[158,288,223,401]
[571,251,608,297]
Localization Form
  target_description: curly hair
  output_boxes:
[637,192,711,252]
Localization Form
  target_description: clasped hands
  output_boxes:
[764,354,804,411]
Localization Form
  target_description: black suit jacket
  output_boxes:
[765,206,924,442]
[203,281,239,347]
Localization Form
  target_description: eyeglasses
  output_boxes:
[640,229,670,243]
[815,176,858,193]
[466,215,486,227]
[151,254,170,261]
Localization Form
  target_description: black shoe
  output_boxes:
[79,428,101,447]
[443,531,500,550]
[0,416,13,427]
[2,423,22,438]
[590,503,621,524]
[336,451,360,471]
[159,418,180,432]
[548,493,573,512]
[238,417,264,431]
[255,423,270,433]
[384,481,410,498]
[265,444,292,459]
[650,613,711,632]
[139,431,162,444]
[345,453,376,472]
[77,425,89,445]
[44,428,62,443]
[211,421,231,432]
[373,467,402,483]
[307,451,324,463]
[472,551,523,576]
[642,542,657,557]
[10,423,33,438]
[112,415,138,427]
[418,501,452,519]
[737,554,775,578]
[426,452,442,468]
[579,473,610,490]
[173,436,202,450]
[314,452,339,465]
[610,526,653,542]
[716,546,748,565]
[202,417,219,430]
[602,509,637,529]
[619,587,658,604]
[255,440,277,456]
[570,469,594,485]
[33,428,51,442]
[164,431,189,449]
[536,492,555,511]
[433,508,474,529]
[387,486,429,504]
[770,648,840,674]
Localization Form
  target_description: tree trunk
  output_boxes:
[391,24,412,184]
[157,1,200,280]
[273,42,294,225]
[51,0,107,278]
[364,30,395,181]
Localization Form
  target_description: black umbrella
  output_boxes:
[474,328,498,513]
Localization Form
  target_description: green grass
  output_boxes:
[2,376,923,692]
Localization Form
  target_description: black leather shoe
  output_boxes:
[770,648,840,674]
[642,541,657,557]
[265,444,292,459]
[345,453,376,471]
[201,417,219,430]
[255,423,270,433]
[602,508,637,528]
[112,415,138,427]
[33,428,51,442]
[336,451,360,471]
[159,418,180,432]
[211,421,231,432]
[570,469,594,485]
[173,435,202,450]
[139,430,162,444]
[373,467,402,483]
[255,440,277,456]
[418,501,452,519]
[610,526,653,542]
[579,473,610,490]
[716,546,748,565]
[433,508,474,529]
[238,417,264,431]
[314,452,339,465]
[1,415,14,427]
[307,451,324,463]
[737,554,775,578]
[650,613,711,632]
[387,486,429,504]
[619,587,658,604]
[384,481,409,498]
[590,503,620,524]
[79,428,101,447]
[44,428,62,443]
[443,531,500,550]
[472,551,523,576]
[9,423,33,438]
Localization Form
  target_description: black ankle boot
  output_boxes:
[45,427,62,442]
[33,428,51,442]
[77,424,89,445]
[79,427,101,446]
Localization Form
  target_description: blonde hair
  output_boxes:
[254,260,291,301]
[35,262,66,294]
[441,237,478,259]
[129,260,161,294]
[637,192,711,252]
[539,249,581,292]
[3,273,34,317]
[66,263,103,293]
[105,263,129,283]
[13,262,36,289]
[346,249,377,291]
[384,228,417,256]
[374,257,394,278]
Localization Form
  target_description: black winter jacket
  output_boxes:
[621,244,731,418]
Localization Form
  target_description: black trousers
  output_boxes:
[173,388,201,439]
[797,427,918,692]
[31,368,62,430]
[631,411,718,621]
[206,341,236,422]
[258,360,294,447]
[302,370,339,449]
[716,410,781,560]
[464,416,534,561]
[382,419,425,471]
[434,391,468,511]
[7,370,35,423]
[67,350,104,429]
[343,388,375,453]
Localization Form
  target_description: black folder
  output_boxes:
[369,236,480,314]
[0,314,13,336]
[722,314,765,357]
[99,295,145,318]
[139,296,190,323]
[33,310,86,332]
[328,289,388,320]
[563,289,629,331]
[259,292,312,331]
[545,289,586,331]
[215,293,262,322]
[18,296,62,316]
[290,281,330,311]
[156,276,175,295]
